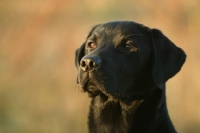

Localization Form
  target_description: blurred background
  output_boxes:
[0,0,200,133]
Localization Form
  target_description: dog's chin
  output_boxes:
[81,80,110,102]
[87,91,109,102]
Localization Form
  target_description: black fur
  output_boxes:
[75,21,186,133]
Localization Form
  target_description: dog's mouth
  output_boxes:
[82,80,109,101]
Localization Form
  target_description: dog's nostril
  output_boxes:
[80,60,88,71]
[89,61,96,68]
[81,60,86,67]
[80,57,101,72]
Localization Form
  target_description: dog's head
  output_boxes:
[75,21,186,102]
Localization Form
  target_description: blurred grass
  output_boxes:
[0,0,200,132]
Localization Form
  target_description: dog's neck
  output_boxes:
[88,95,144,133]
[88,88,176,133]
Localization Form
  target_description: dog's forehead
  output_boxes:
[97,22,144,34]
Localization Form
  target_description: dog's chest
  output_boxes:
[89,97,143,133]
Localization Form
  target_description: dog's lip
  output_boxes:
[80,79,120,101]
[81,79,90,92]
[81,79,107,98]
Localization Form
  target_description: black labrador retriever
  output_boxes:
[75,21,186,133]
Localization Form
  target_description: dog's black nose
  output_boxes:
[80,57,101,72]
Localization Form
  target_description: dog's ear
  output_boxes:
[150,29,186,89]
[75,42,85,69]
[75,24,101,69]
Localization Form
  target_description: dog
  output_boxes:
[75,21,186,133]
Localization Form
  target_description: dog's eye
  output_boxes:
[87,42,96,49]
[125,44,132,50]
[123,44,137,52]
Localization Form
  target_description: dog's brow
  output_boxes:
[126,34,143,38]
[90,33,100,39]
[88,34,97,40]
